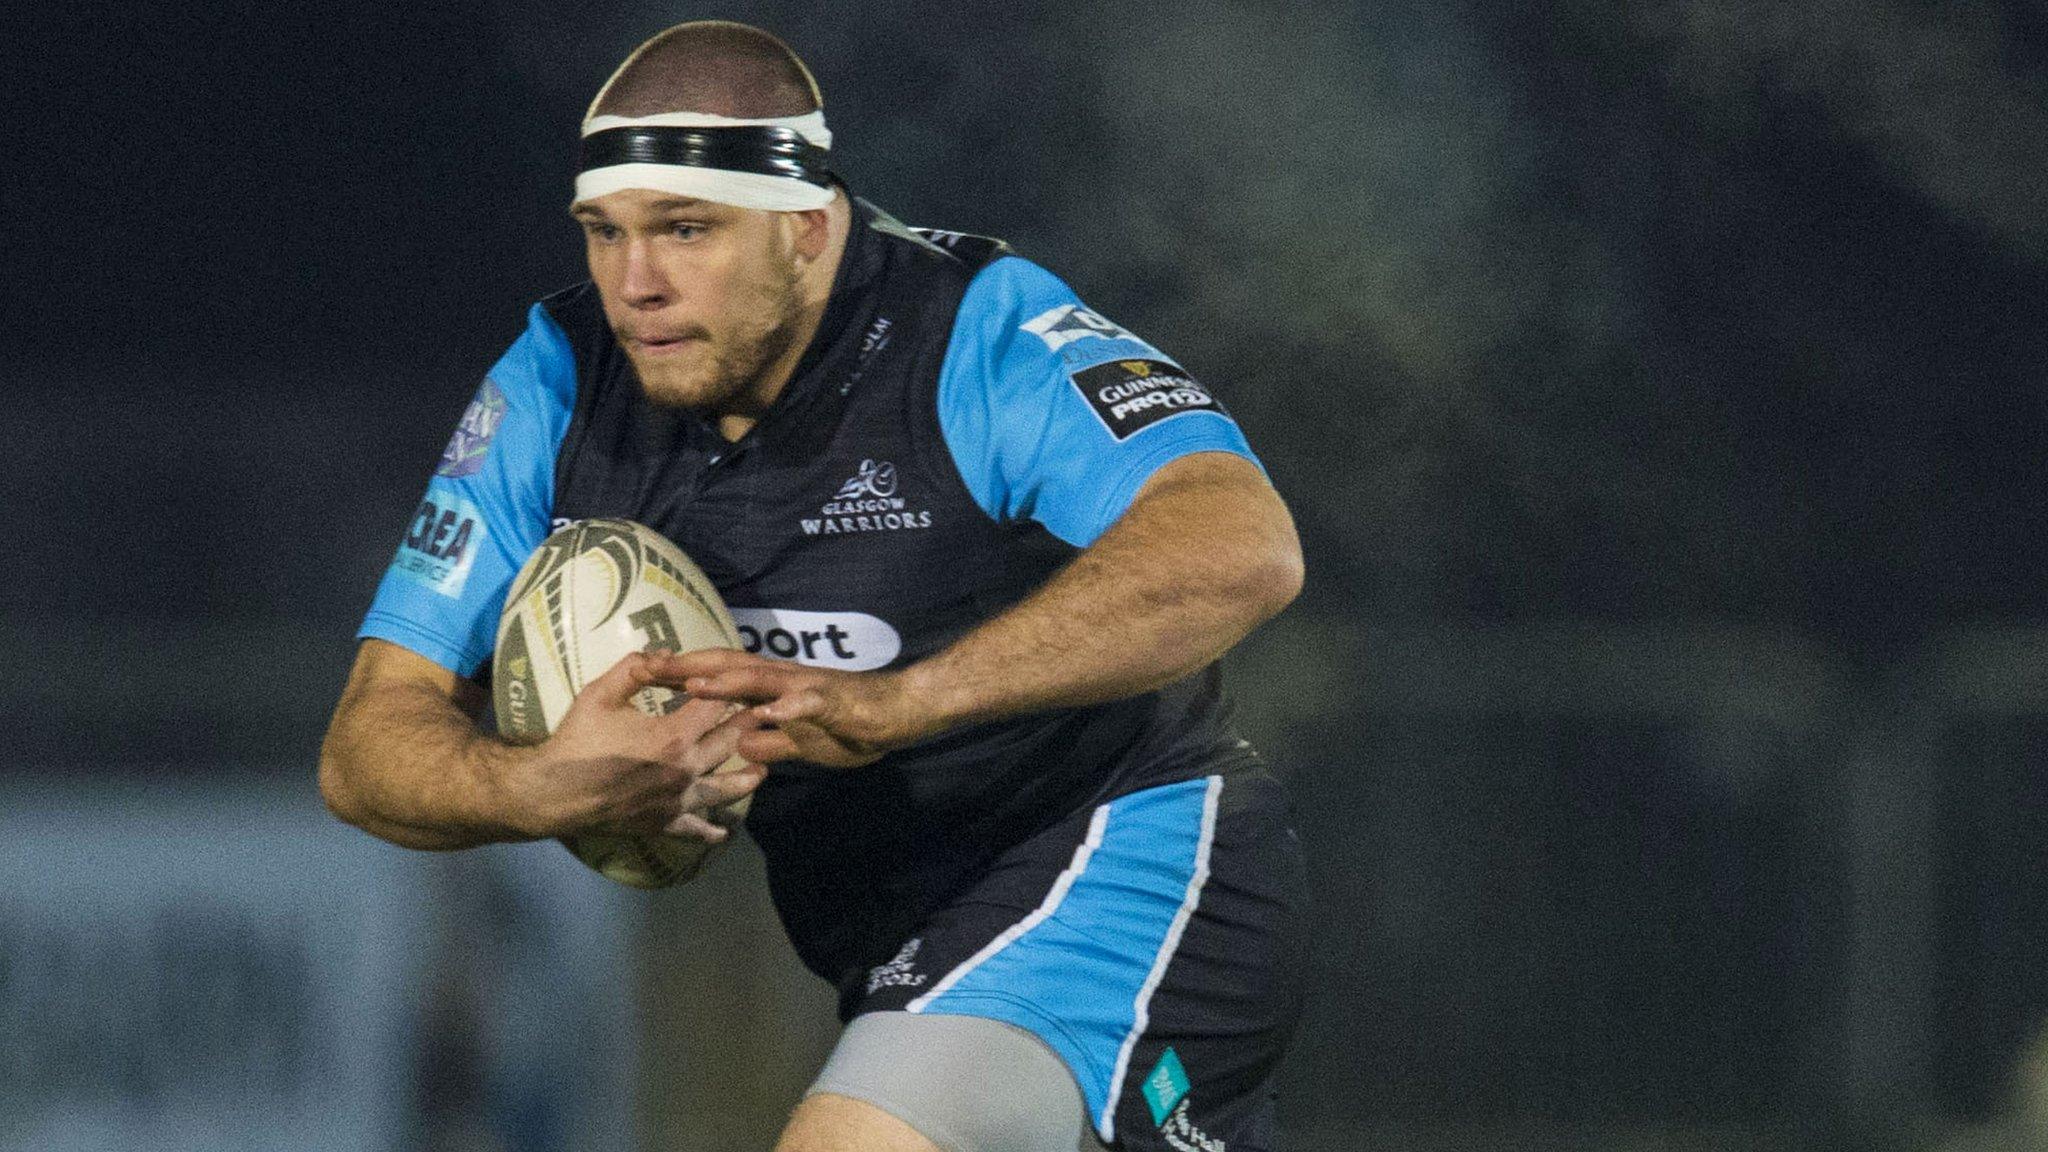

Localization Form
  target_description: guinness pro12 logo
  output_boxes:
[1070,359,1225,442]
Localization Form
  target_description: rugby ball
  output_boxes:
[492,519,750,889]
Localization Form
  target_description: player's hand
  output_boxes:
[504,650,768,839]
[650,649,935,769]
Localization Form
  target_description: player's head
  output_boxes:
[570,22,843,415]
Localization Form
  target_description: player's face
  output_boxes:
[572,190,806,415]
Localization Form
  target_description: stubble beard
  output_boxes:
[628,324,793,415]
[627,261,806,418]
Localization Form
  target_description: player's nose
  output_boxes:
[618,240,671,308]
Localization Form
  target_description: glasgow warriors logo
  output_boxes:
[804,460,932,536]
[834,459,898,500]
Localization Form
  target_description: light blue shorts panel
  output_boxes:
[905,775,1222,1138]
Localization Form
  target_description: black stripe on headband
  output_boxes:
[577,125,834,188]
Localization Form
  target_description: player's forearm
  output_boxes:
[319,675,538,851]
[905,454,1302,732]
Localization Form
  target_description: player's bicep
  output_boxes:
[939,258,1260,548]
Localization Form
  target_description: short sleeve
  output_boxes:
[356,304,576,676]
[936,257,1260,548]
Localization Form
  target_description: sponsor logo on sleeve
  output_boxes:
[728,608,901,671]
[1022,303,1141,352]
[1071,359,1226,442]
[392,492,486,597]
[436,378,508,478]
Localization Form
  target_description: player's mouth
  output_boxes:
[629,332,702,357]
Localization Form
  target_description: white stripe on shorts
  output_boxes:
[906,802,1112,1012]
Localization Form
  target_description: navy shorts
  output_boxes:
[842,768,1311,1150]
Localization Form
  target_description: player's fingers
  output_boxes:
[696,705,769,755]
[756,686,830,725]
[662,811,730,842]
[763,718,885,769]
[648,647,770,683]
[582,650,660,709]
[661,713,749,777]
[655,694,741,743]
[682,763,767,811]
[736,727,804,764]
[708,700,769,735]
[684,665,805,705]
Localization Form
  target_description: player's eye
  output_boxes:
[581,221,622,243]
[669,221,707,242]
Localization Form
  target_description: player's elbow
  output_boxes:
[317,722,369,829]
[1243,539,1304,624]
[1234,493,1304,625]
[1271,540,1306,612]
[317,727,453,850]
[317,686,390,833]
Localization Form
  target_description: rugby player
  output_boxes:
[320,21,1308,1152]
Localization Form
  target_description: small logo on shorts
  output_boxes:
[1142,1049,1226,1149]
[1159,1099,1225,1152]
[866,938,929,995]
[1141,1048,1192,1126]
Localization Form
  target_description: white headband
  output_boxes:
[573,110,835,211]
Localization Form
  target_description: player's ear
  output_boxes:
[788,206,832,263]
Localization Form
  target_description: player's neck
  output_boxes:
[718,195,853,442]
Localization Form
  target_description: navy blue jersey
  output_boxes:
[361,198,1266,981]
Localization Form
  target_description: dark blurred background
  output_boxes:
[4,2,2046,1150]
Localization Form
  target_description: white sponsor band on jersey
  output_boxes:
[728,608,902,671]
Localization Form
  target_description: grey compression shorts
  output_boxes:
[807,1011,1110,1152]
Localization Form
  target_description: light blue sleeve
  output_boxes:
[356,304,576,676]
[936,256,1260,548]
